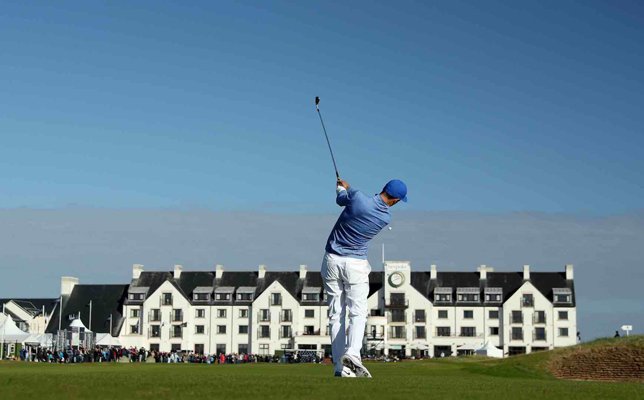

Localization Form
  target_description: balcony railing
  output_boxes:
[149,312,161,322]
[414,315,426,323]
[257,311,271,322]
[280,313,292,323]
[170,329,183,339]
[413,330,427,340]
[171,312,183,322]
[385,298,409,308]
[257,327,271,339]
[511,331,524,341]
[533,331,547,341]
[387,313,407,324]
[388,329,407,340]
[522,298,534,308]
[510,313,523,324]
[533,314,546,324]
[434,330,453,338]
[279,330,293,339]
[295,330,322,336]
[270,297,282,306]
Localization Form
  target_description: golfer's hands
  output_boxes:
[337,180,350,189]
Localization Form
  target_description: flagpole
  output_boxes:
[1,304,5,360]
[58,296,62,331]
[89,300,92,331]
[109,314,112,337]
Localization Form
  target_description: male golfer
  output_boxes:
[322,179,407,378]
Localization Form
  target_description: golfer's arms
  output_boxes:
[336,180,350,206]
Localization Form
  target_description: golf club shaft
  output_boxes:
[316,108,340,180]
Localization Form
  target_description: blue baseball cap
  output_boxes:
[383,179,408,202]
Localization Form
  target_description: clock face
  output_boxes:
[389,272,405,288]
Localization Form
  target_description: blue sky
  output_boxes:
[1,1,643,213]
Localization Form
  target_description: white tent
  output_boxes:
[23,333,53,347]
[95,333,122,347]
[476,342,504,358]
[0,316,30,342]
[70,319,89,330]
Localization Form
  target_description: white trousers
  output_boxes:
[321,252,370,372]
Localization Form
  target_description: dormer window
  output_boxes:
[484,287,503,303]
[129,293,144,301]
[237,287,256,302]
[238,293,253,301]
[553,288,573,304]
[215,287,235,302]
[128,287,149,302]
[194,293,210,301]
[434,287,452,303]
[302,287,321,302]
[457,288,479,302]
[303,293,319,301]
[216,293,231,301]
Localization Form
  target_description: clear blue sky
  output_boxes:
[2,1,643,213]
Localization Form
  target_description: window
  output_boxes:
[281,325,292,338]
[558,328,569,337]
[150,309,161,322]
[461,327,476,337]
[216,344,226,355]
[281,344,290,350]
[458,294,479,302]
[281,309,292,322]
[130,324,139,334]
[195,309,205,318]
[130,309,140,318]
[260,309,270,322]
[239,309,249,318]
[370,309,384,317]
[304,309,315,318]
[195,344,205,355]
[522,294,534,307]
[215,293,231,301]
[511,327,523,340]
[172,325,182,338]
[555,295,571,303]
[217,309,226,318]
[391,326,405,339]
[485,294,501,302]
[438,310,448,319]
[271,293,282,306]
[489,327,499,336]
[238,344,249,354]
[511,310,523,324]
[415,326,426,339]
[489,310,499,319]
[237,293,253,301]
[162,293,172,306]
[217,325,226,334]
[558,311,568,320]
[151,325,160,338]
[150,344,160,352]
[390,309,405,323]
[194,293,209,301]
[436,327,451,337]
[259,344,269,355]
[129,293,144,301]
[171,344,181,352]
[304,326,315,335]
[415,310,426,323]
[172,309,183,322]
[463,310,473,319]
[195,325,205,334]
[259,326,270,338]
[436,294,451,302]
[239,325,249,334]
[535,327,546,341]
[534,311,546,324]
[303,293,319,301]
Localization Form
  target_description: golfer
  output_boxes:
[322,179,407,378]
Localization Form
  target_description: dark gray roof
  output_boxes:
[45,284,128,336]
[0,298,59,317]
[410,271,575,307]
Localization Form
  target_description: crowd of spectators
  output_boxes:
[16,346,323,365]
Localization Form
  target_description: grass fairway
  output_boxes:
[1,348,642,400]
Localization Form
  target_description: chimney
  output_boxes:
[478,264,487,280]
[523,265,530,280]
[258,265,267,279]
[299,264,308,279]
[565,264,574,280]
[174,264,183,279]
[215,264,225,279]
[61,276,79,297]
[430,264,437,280]
[132,264,144,280]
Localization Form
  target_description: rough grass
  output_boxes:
[1,337,642,399]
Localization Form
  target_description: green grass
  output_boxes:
[1,337,642,399]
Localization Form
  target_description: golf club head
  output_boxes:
[315,96,320,106]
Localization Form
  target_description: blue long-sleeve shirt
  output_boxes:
[325,186,391,259]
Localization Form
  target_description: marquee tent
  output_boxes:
[1,316,30,358]
[95,333,122,347]
[475,342,504,358]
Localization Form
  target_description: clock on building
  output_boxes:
[388,271,405,288]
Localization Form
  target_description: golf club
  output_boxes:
[315,96,340,180]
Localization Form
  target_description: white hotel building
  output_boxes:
[40,262,578,358]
